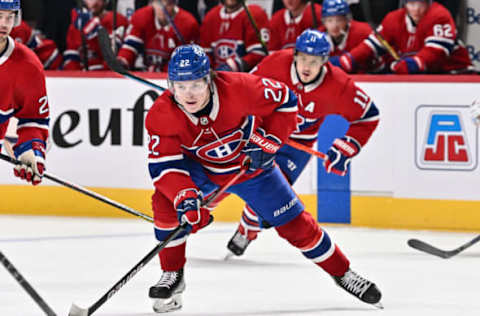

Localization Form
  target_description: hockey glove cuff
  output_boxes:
[390,56,425,74]
[339,52,356,73]
[13,139,46,186]
[324,136,361,176]
[243,128,281,172]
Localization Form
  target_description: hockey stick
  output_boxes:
[0,251,57,316]
[76,0,90,70]
[0,151,154,223]
[155,0,186,44]
[111,0,118,54]
[97,27,167,92]
[286,139,327,160]
[310,1,318,29]
[360,0,400,61]
[68,166,248,316]
[407,235,480,259]
[239,0,269,55]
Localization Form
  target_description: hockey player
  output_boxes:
[337,0,473,74]
[227,29,379,260]
[200,0,270,72]
[63,0,128,70]
[10,21,63,70]
[145,43,381,313]
[268,0,322,52]
[319,0,381,73]
[0,0,49,185]
[117,0,199,72]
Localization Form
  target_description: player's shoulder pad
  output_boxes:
[326,63,352,87]
[145,92,183,136]
[382,7,405,27]
[351,20,372,33]
[270,8,285,23]
[259,49,293,68]
[202,4,222,23]
[13,41,44,73]
[424,2,454,25]
[246,4,268,18]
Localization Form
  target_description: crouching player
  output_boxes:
[145,43,382,313]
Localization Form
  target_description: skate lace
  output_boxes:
[339,270,371,297]
[156,271,178,289]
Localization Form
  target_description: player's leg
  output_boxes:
[150,191,188,313]
[227,145,312,256]
[231,166,382,305]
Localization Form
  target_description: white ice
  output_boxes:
[0,215,479,316]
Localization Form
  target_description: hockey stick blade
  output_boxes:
[68,303,89,316]
[408,236,480,259]
[97,27,166,92]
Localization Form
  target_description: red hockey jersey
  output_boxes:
[145,72,298,202]
[349,2,472,73]
[269,3,322,52]
[10,21,62,70]
[63,10,128,70]
[200,4,270,71]
[0,37,49,150]
[319,20,371,57]
[251,49,378,148]
[118,5,199,72]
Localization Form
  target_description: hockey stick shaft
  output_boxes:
[76,0,90,70]
[360,0,400,61]
[0,152,154,223]
[68,168,246,316]
[310,1,318,29]
[97,27,167,92]
[240,0,269,54]
[111,0,118,54]
[156,0,186,44]
[286,139,327,160]
[408,235,480,259]
[0,251,57,316]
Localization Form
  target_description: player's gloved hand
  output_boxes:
[338,52,355,73]
[243,128,281,172]
[174,188,211,233]
[13,139,46,186]
[83,16,102,40]
[324,136,361,176]
[74,8,93,30]
[390,56,425,74]
[470,99,480,126]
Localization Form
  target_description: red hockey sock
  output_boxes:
[159,242,186,272]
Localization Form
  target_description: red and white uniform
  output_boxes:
[200,4,270,70]
[63,10,128,70]
[118,5,199,72]
[268,3,322,52]
[11,21,62,70]
[349,2,472,73]
[252,49,379,149]
[0,37,49,152]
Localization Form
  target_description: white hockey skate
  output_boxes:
[149,268,185,313]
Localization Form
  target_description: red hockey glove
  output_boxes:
[390,56,425,74]
[324,136,361,176]
[339,52,356,73]
[174,189,211,233]
[243,128,281,172]
[13,139,46,186]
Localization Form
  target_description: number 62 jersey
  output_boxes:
[251,49,379,149]
[145,71,298,203]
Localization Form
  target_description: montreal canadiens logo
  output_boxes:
[196,130,248,163]
[214,39,237,63]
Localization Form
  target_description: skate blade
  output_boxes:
[152,294,182,313]
[224,251,235,261]
[373,302,384,309]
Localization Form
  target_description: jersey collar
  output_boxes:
[290,61,327,93]
[0,36,15,66]
[283,9,304,25]
[405,13,417,34]
[220,5,244,19]
[178,83,220,126]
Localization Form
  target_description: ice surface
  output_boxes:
[0,215,479,316]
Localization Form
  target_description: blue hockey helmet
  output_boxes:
[295,29,331,57]
[321,0,350,18]
[168,44,211,82]
[0,0,21,26]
